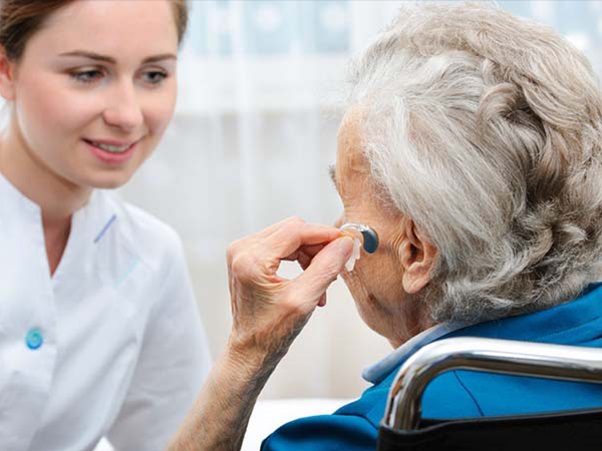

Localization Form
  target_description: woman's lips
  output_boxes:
[84,139,138,165]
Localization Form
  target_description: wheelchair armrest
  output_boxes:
[382,337,602,431]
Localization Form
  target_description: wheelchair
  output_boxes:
[378,337,602,450]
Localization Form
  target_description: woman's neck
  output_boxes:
[0,120,91,221]
[0,120,91,275]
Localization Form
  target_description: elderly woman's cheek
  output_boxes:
[342,265,387,332]
[342,258,373,305]
[340,265,360,295]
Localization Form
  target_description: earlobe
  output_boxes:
[0,47,16,101]
[399,219,438,294]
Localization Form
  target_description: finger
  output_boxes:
[291,243,327,260]
[229,220,342,282]
[282,243,327,262]
[284,243,331,271]
[281,249,313,269]
[227,217,308,265]
[265,221,342,260]
[297,250,313,270]
[317,293,327,307]
[290,237,354,304]
[258,216,305,238]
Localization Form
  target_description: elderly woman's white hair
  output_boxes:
[348,2,602,323]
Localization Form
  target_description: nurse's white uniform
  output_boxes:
[0,173,211,451]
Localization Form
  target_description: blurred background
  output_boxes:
[119,0,602,403]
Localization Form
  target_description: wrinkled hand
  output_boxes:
[225,216,354,364]
[166,217,354,451]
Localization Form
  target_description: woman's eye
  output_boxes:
[70,70,104,84]
[142,71,168,85]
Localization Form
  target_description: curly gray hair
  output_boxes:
[348,2,602,323]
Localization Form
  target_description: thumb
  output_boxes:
[292,236,354,303]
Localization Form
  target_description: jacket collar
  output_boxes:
[363,282,602,385]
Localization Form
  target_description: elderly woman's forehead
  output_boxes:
[338,108,370,172]
[339,105,363,132]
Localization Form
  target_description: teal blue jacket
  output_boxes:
[261,283,602,451]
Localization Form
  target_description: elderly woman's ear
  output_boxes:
[398,218,437,294]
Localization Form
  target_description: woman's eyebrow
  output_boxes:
[58,50,177,64]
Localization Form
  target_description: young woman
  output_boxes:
[0,1,211,450]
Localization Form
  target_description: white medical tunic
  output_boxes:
[0,174,212,451]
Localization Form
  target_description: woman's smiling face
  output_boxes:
[1,0,179,190]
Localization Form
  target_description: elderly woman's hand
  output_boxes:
[168,217,353,451]
[226,216,354,366]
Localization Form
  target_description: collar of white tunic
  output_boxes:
[0,169,98,224]
[0,170,115,281]
[362,321,469,385]
[0,169,42,215]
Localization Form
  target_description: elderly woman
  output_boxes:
[169,3,602,451]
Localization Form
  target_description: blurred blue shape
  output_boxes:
[497,0,534,20]
[216,0,233,56]
[553,1,598,36]
[312,0,350,53]
[187,0,208,55]
[498,0,598,35]
[187,0,350,57]
[243,1,297,55]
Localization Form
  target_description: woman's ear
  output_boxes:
[0,46,16,101]
[399,218,438,294]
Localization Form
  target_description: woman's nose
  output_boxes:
[102,82,144,131]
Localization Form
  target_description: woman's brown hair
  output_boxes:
[0,0,188,61]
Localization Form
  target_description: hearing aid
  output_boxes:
[339,223,379,271]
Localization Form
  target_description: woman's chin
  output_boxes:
[83,171,135,190]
